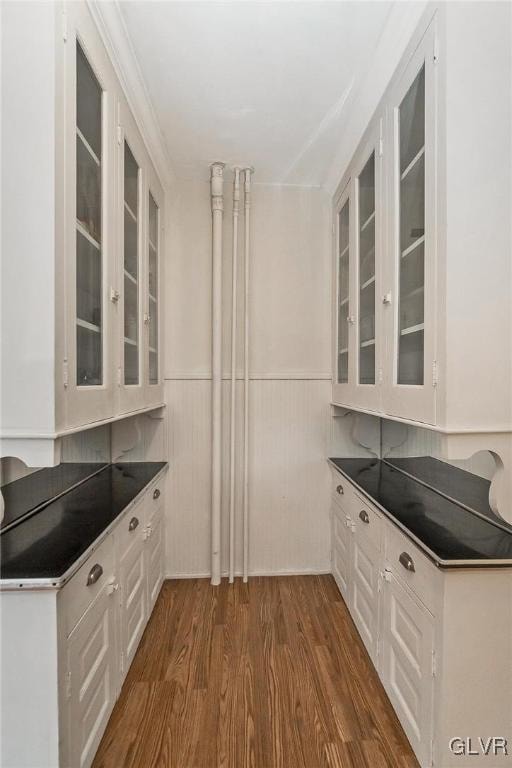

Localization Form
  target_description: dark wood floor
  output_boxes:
[93,576,419,768]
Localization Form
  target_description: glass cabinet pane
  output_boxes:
[148,193,159,385]
[358,153,375,385]
[398,66,425,385]
[124,142,139,386]
[337,199,350,384]
[76,43,102,387]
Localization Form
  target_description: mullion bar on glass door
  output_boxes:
[337,200,350,384]
[124,142,140,385]
[398,65,425,385]
[76,43,103,386]
[358,153,375,384]
[148,193,159,385]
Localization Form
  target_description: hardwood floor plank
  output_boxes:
[92,576,419,768]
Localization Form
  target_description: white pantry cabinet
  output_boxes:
[330,468,512,768]
[332,2,512,432]
[0,473,166,768]
[0,0,165,467]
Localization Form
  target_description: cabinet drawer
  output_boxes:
[331,473,358,512]
[59,533,115,637]
[384,523,441,615]
[353,494,382,552]
[147,478,164,520]
[116,497,147,563]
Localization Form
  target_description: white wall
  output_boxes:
[164,178,343,577]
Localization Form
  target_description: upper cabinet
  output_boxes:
[332,3,512,433]
[0,1,166,465]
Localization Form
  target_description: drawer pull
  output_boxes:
[336,484,344,495]
[153,488,161,500]
[86,563,103,587]
[129,516,139,532]
[359,510,369,524]
[399,552,415,573]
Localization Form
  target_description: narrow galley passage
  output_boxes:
[92,576,419,768]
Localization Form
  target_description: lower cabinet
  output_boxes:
[330,469,512,768]
[381,570,434,767]
[66,583,117,768]
[60,476,166,768]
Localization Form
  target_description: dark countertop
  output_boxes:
[0,462,167,584]
[329,457,512,566]
[385,456,512,530]
[1,463,108,531]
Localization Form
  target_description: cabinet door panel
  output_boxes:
[120,540,147,672]
[332,186,355,405]
[350,532,380,663]
[146,507,164,611]
[144,164,165,405]
[67,585,116,768]
[383,18,437,425]
[332,504,352,602]
[382,572,434,767]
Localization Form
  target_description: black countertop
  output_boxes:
[329,458,512,566]
[1,462,108,531]
[0,462,167,583]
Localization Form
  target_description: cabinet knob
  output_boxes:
[153,488,161,500]
[86,563,103,587]
[382,292,392,305]
[336,484,344,495]
[347,315,355,324]
[359,510,370,524]
[128,516,139,532]
[399,551,415,573]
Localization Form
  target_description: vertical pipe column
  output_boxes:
[210,162,225,586]
[229,168,240,584]
[242,167,253,583]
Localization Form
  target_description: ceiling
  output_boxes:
[120,1,395,185]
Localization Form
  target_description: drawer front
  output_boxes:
[60,534,115,637]
[331,473,358,513]
[353,493,382,552]
[384,523,441,615]
[116,497,147,565]
[148,478,164,521]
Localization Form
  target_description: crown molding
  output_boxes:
[86,0,176,196]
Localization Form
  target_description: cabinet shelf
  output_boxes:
[124,268,137,285]
[360,275,375,291]
[77,318,100,334]
[76,220,100,251]
[149,293,157,304]
[401,234,425,259]
[360,338,375,348]
[339,347,349,355]
[149,239,157,252]
[76,127,100,167]
[149,346,157,354]
[339,244,349,259]
[360,210,375,233]
[124,336,137,347]
[400,322,424,336]
[339,296,349,308]
[124,200,137,223]
[400,145,425,182]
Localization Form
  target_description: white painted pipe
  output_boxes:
[242,167,253,583]
[210,162,225,586]
[229,168,240,584]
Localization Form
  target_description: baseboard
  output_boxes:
[165,567,332,580]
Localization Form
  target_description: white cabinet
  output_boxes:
[117,502,147,675]
[330,468,512,768]
[0,0,166,467]
[381,571,434,767]
[0,471,166,768]
[332,4,512,432]
[66,581,117,768]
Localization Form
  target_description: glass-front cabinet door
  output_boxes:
[384,19,436,425]
[351,119,383,412]
[332,186,354,404]
[64,7,116,428]
[145,166,164,405]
